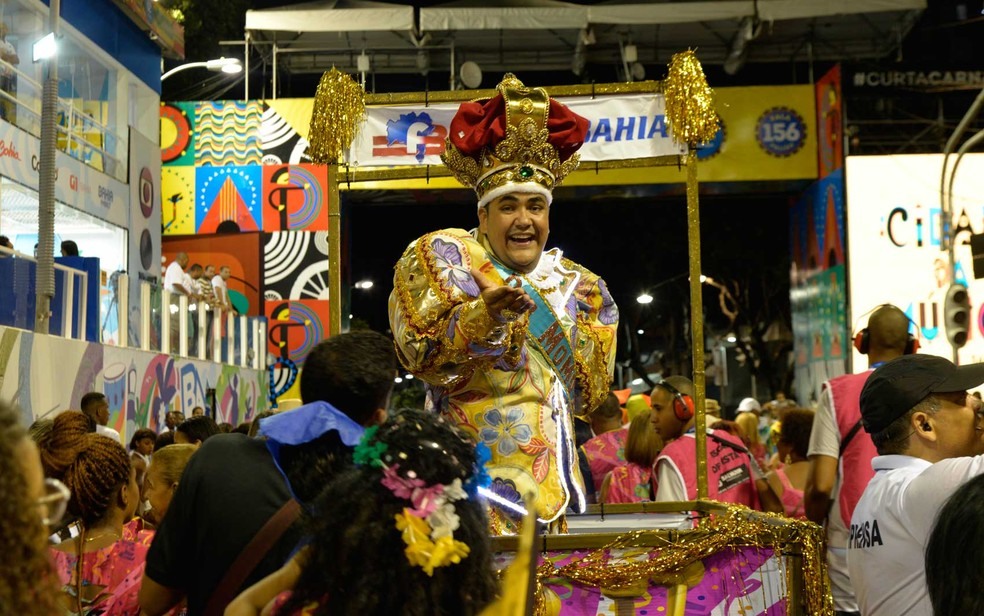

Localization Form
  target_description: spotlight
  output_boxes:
[637,293,653,305]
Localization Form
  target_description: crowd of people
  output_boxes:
[4,72,984,616]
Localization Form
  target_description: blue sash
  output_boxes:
[488,260,578,401]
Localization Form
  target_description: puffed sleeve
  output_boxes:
[569,264,619,416]
[389,230,527,387]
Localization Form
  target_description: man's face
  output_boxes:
[650,386,684,441]
[190,269,202,281]
[177,254,189,269]
[165,411,181,430]
[478,192,549,274]
[220,267,231,280]
[932,391,984,458]
[204,266,215,278]
[94,399,110,426]
[192,407,204,417]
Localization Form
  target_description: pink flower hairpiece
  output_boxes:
[379,462,470,574]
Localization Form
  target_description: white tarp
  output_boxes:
[420,1,587,31]
[245,0,414,33]
[347,93,686,167]
[587,0,926,25]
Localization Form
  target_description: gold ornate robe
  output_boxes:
[389,228,618,525]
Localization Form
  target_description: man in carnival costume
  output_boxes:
[389,74,619,532]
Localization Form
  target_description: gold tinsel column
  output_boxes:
[308,67,366,164]
[307,68,366,336]
[663,50,719,503]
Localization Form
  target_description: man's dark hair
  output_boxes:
[154,430,175,451]
[591,392,622,421]
[60,240,79,257]
[176,415,220,445]
[79,392,106,422]
[926,473,984,616]
[189,263,203,274]
[300,331,397,425]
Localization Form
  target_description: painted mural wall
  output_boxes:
[160,100,328,401]
[0,325,267,439]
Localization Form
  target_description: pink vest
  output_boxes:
[658,429,759,507]
[825,370,877,525]
[580,428,628,492]
[605,463,655,504]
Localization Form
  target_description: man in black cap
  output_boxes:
[847,354,984,616]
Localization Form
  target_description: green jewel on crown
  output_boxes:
[519,165,534,179]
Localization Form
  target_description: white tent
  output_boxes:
[242,0,926,95]
[245,0,414,33]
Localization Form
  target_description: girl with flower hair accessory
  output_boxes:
[227,409,498,616]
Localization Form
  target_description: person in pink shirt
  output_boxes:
[578,393,627,501]
[765,408,815,519]
[602,413,663,503]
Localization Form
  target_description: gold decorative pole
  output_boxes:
[308,68,366,337]
[327,164,341,336]
[664,51,719,503]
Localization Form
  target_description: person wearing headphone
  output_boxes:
[650,376,775,524]
[847,354,984,616]
[804,303,916,616]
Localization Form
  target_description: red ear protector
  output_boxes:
[852,304,920,355]
[657,381,695,422]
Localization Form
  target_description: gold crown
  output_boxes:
[441,74,582,204]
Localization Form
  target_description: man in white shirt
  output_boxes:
[805,304,913,616]
[211,265,231,312]
[81,392,122,443]
[164,252,191,296]
[847,354,984,616]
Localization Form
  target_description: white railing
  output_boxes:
[0,57,127,182]
[144,280,266,367]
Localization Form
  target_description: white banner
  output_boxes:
[846,154,984,367]
[347,93,685,168]
[0,118,128,228]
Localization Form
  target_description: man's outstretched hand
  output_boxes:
[472,269,536,323]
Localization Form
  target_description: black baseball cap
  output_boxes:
[859,354,984,434]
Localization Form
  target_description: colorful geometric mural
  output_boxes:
[0,325,266,438]
[162,99,329,406]
[196,165,262,233]
[195,101,263,167]
[263,231,330,301]
[262,164,329,232]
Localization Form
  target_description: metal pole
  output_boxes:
[328,164,341,336]
[272,43,278,99]
[244,31,251,100]
[685,151,709,503]
[35,0,60,334]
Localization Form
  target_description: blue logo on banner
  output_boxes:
[696,116,725,160]
[756,107,806,157]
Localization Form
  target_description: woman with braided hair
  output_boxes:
[39,411,152,615]
[0,400,63,614]
[227,408,499,616]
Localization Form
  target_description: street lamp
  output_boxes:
[161,57,242,81]
[636,293,653,305]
